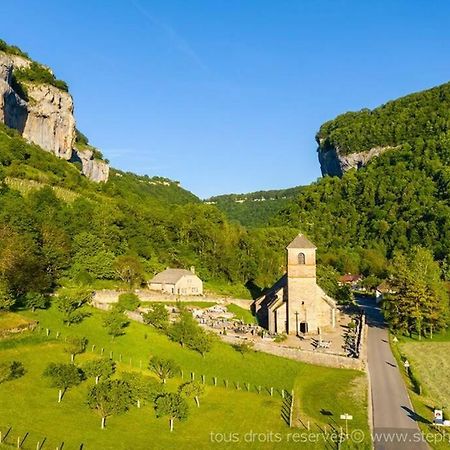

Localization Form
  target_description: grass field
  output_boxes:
[226,304,257,324]
[0,306,370,449]
[392,337,450,450]
[204,280,253,299]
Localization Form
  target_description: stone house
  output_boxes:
[253,234,337,335]
[149,268,203,296]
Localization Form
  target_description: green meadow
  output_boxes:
[0,306,370,449]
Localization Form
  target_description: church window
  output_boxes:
[298,252,305,264]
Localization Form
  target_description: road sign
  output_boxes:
[434,409,444,425]
[340,414,353,420]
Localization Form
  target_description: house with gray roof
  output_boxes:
[149,267,203,296]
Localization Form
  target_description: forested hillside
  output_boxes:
[273,82,450,285]
[206,186,304,227]
[0,123,298,308]
[317,81,450,155]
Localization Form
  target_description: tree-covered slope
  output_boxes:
[317,81,450,156]
[0,123,297,307]
[206,186,304,227]
[274,83,450,283]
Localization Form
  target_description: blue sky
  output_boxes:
[2,1,450,198]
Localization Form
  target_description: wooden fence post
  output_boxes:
[289,390,294,427]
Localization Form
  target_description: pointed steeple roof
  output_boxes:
[287,233,316,249]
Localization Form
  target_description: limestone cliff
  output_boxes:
[0,51,109,182]
[317,142,392,177]
[71,149,110,183]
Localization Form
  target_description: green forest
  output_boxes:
[316,81,450,155]
[0,123,299,310]
[205,186,304,227]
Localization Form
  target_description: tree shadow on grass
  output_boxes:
[401,406,432,424]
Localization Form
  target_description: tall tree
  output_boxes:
[113,255,144,288]
[384,247,449,337]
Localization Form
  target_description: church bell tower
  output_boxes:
[286,234,317,335]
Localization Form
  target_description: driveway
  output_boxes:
[358,296,429,450]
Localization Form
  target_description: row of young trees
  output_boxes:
[43,355,204,431]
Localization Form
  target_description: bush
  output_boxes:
[0,39,29,58]
[273,333,287,343]
[13,62,68,92]
[142,303,169,330]
[116,293,140,312]
[0,361,25,383]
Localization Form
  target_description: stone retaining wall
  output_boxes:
[0,321,37,338]
[92,289,252,310]
[221,335,365,371]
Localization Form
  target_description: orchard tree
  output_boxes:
[121,371,164,408]
[87,379,133,429]
[64,336,88,362]
[43,362,83,402]
[178,381,205,407]
[189,329,215,357]
[233,341,254,357]
[148,356,180,384]
[142,303,169,330]
[167,310,198,348]
[154,393,189,432]
[83,358,116,384]
[103,309,129,340]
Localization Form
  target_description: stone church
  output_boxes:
[254,234,337,335]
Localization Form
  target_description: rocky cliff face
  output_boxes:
[0,51,109,182]
[317,143,392,177]
[71,149,110,183]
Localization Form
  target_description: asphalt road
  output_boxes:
[358,297,430,450]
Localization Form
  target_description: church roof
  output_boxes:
[286,233,316,249]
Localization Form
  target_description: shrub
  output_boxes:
[142,303,169,330]
[13,62,68,92]
[273,333,287,343]
[0,39,29,58]
[116,293,140,312]
[0,361,25,383]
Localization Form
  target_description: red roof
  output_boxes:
[339,274,362,283]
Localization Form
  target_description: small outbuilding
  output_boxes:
[149,267,203,296]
